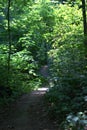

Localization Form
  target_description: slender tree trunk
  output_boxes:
[7,0,11,74]
[7,0,11,86]
[82,0,87,44]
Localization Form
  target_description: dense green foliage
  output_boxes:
[0,1,46,104]
[0,0,87,126]
[0,0,56,104]
[45,4,87,123]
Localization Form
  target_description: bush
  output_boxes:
[45,5,87,123]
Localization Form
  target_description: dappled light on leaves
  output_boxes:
[0,0,87,130]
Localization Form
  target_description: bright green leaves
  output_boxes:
[45,3,87,123]
[0,0,86,108]
[52,5,83,47]
[40,2,55,27]
[13,1,56,65]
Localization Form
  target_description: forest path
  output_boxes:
[0,66,59,130]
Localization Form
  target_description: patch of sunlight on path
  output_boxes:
[38,87,49,91]
[31,87,49,96]
[0,86,59,130]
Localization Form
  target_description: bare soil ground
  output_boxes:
[0,66,59,130]
[0,88,59,130]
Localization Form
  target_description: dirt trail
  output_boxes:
[0,88,58,130]
[0,66,58,130]
[40,65,49,78]
[0,66,59,130]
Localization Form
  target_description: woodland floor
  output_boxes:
[0,66,59,130]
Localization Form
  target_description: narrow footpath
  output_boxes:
[0,66,59,130]
[0,88,58,130]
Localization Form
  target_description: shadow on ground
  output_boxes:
[0,87,59,130]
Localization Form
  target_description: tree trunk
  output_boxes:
[82,0,87,44]
[7,0,11,73]
[7,0,11,86]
